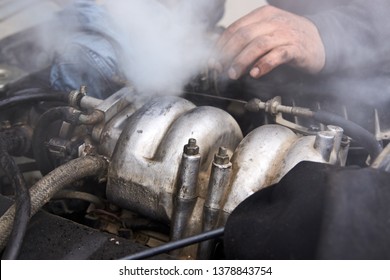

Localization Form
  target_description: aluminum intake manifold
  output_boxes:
[102,93,344,258]
[106,96,244,222]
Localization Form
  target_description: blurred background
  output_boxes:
[0,0,268,40]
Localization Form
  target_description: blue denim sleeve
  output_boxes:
[50,1,125,99]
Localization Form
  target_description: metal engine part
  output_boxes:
[52,87,346,259]
[1,0,388,262]
[0,81,351,260]
[221,125,341,218]
[74,89,345,257]
[106,95,243,222]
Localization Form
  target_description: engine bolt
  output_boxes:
[184,138,199,156]
[214,147,230,165]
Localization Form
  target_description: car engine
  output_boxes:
[1,1,390,260]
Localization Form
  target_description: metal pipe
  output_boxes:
[314,131,335,162]
[170,139,201,245]
[198,147,232,259]
[327,125,345,165]
[68,85,103,110]
[313,110,382,161]
[68,85,105,125]
[80,96,103,110]
[245,97,314,117]
[78,110,105,125]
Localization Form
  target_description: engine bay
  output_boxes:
[1,1,390,260]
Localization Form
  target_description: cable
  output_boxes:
[119,227,224,260]
[0,90,68,110]
[6,88,50,97]
[0,133,30,260]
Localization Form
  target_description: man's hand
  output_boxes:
[214,5,326,80]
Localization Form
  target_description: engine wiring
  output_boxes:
[0,156,109,252]
[0,85,385,260]
[0,88,68,110]
[0,132,30,260]
[119,228,225,260]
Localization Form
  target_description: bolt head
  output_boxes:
[184,138,199,155]
[214,147,230,165]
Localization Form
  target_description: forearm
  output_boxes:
[50,1,125,99]
[307,0,390,74]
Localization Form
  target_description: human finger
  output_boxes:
[249,45,296,78]
[226,32,290,79]
[218,23,270,71]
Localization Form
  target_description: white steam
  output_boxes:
[104,0,216,95]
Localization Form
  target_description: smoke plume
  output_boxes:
[104,0,219,95]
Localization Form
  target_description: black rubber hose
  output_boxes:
[119,228,225,260]
[313,110,382,160]
[32,106,79,175]
[6,88,51,97]
[0,134,31,260]
[0,90,68,110]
